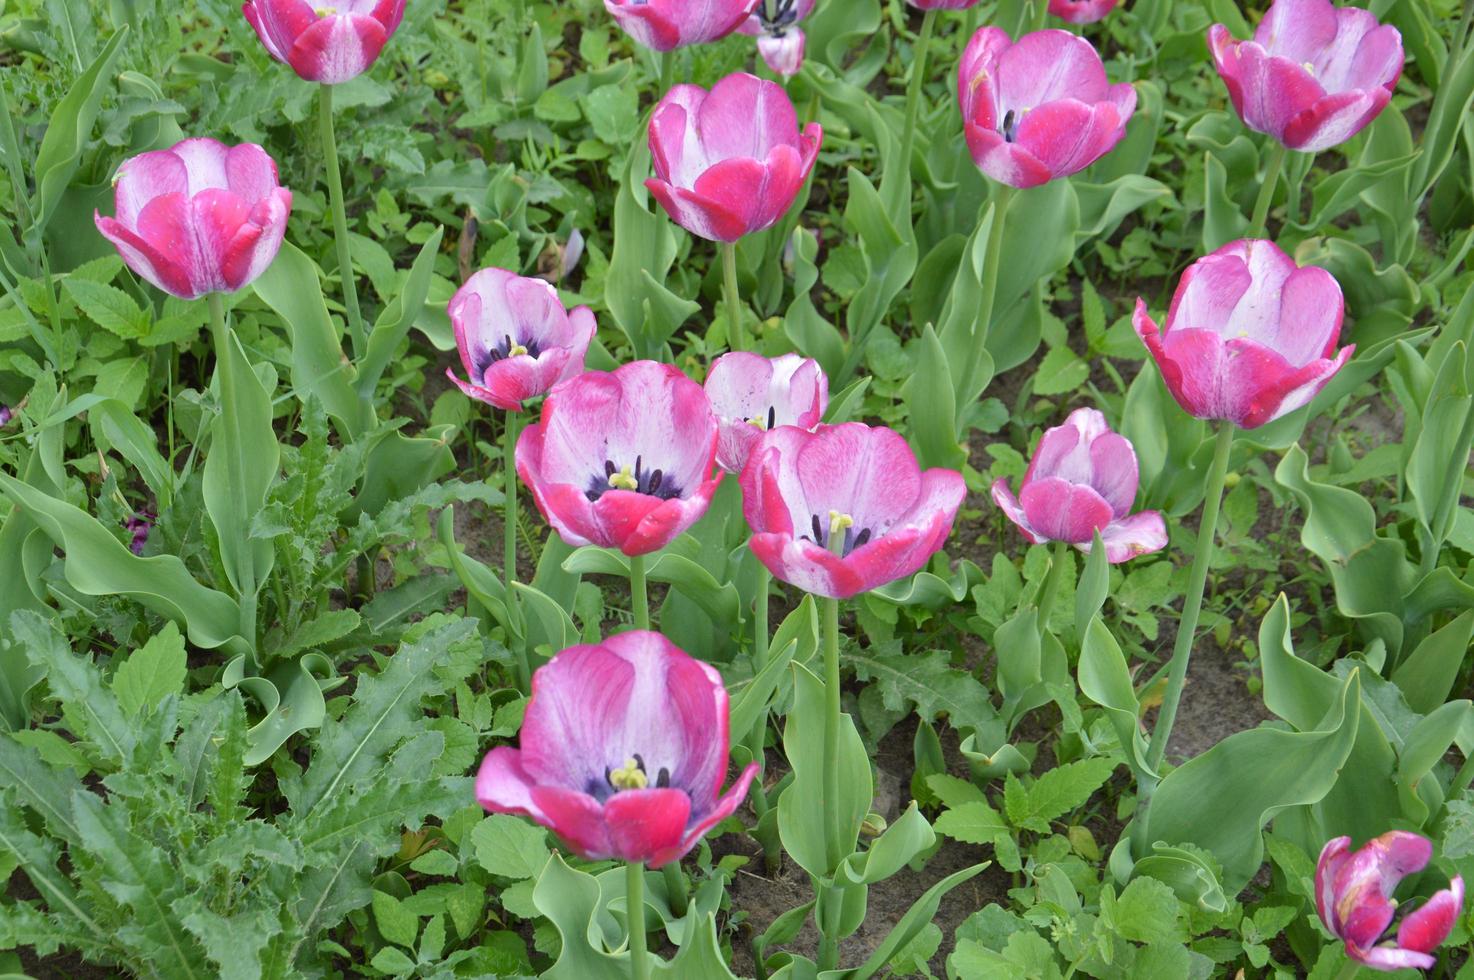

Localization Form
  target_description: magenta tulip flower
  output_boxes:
[740,0,813,77]
[957,28,1136,189]
[1317,832,1465,971]
[1208,0,1403,154]
[516,361,722,557]
[1050,0,1119,24]
[1133,239,1351,430]
[604,0,758,52]
[740,423,965,599]
[992,409,1167,563]
[242,0,406,84]
[646,72,822,243]
[446,269,596,413]
[477,631,758,869]
[705,352,828,475]
[94,138,292,300]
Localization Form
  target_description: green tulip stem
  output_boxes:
[747,565,774,854]
[319,83,366,360]
[630,553,650,631]
[820,588,845,974]
[897,8,937,186]
[722,241,745,352]
[1248,141,1289,239]
[958,184,1015,414]
[627,862,651,980]
[661,860,689,918]
[1035,539,1069,633]
[503,410,529,692]
[1333,957,1363,980]
[207,292,257,648]
[658,49,674,97]
[1145,421,1235,775]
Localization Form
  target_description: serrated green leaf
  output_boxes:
[1113,876,1185,945]
[62,278,147,339]
[472,814,550,880]
[1006,757,1116,833]
[926,773,988,810]
[112,621,186,716]
[373,890,419,948]
[934,802,1009,846]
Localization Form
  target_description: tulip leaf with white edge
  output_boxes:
[1143,661,1361,892]
[252,242,365,435]
[0,472,246,655]
[356,225,445,399]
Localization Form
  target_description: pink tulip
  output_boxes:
[1317,833,1465,971]
[1209,0,1403,153]
[740,0,813,77]
[94,138,292,300]
[242,0,406,84]
[1049,0,1119,24]
[907,0,982,9]
[446,268,596,413]
[957,28,1136,189]
[704,352,828,475]
[1133,239,1352,430]
[740,423,965,599]
[516,361,722,557]
[646,72,822,243]
[604,0,759,52]
[991,409,1167,563]
[477,631,758,869]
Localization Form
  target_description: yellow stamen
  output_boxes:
[828,510,854,537]
[609,465,639,491]
[747,416,768,429]
[609,757,648,790]
[1303,61,1315,76]
[508,343,528,357]
[317,6,337,16]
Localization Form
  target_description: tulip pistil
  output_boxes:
[587,456,683,502]
[747,406,778,430]
[802,510,873,556]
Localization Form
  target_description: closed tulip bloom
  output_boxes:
[1317,832,1465,971]
[740,423,965,599]
[647,72,822,243]
[516,361,722,556]
[94,138,292,300]
[957,28,1137,189]
[1208,0,1403,153]
[992,408,1167,563]
[740,0,813,77]
[1049,0,1119,24]
[447,269,596,412]
[243,0,407,84]
[477,631,758,869]
[605,0,759,52]
[704,352,828,475]
[1133,239,1352,430]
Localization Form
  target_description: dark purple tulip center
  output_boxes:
[585,455,684,502]
[759,0,799,33]
[584,752,673,802]
[802,513,873,556]
[1001,110,1020,144]
[474,333,543,380]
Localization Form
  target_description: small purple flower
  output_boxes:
[124,512,154,556]
[0,405,12,427]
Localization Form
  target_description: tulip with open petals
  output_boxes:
[740,0,813,77]
[957,28,1136,189]
[447,269,596,413]
[477,631,758,868]
[705,352,828,475]
[647,72,822,243]
[95,138,292,300]
[1208,0,1402,154]
[516,361,722,556]
[1317,832,1465,971]
[1133,239,1351,430]
[740,423,965,599]
[1049,0,1119,24]
[605,0,758,52]
[243,0,407,84]
[992,409,1167,563]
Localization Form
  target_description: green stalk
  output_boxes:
[957,186,1015,416]
[208,293,257,647]
[747,565,777,870]
[721,241,744,352]
[503,411,530,691]
[658,49,674,96]
[630,553,650,631]
[1035,539,1069,631]
[1247,142,1288,239]
[319,84,366,359]
[821,592,843,869]
[896,8,937,183]
[1144,422,1235,775]
[626,862,651,980]
[661,861,688,918]
[1332,957,1362,980]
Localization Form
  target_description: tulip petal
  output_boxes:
[95,213,196,298]
[997,29,1110,109]
[676,762,758,863]
[991,478,1049,545]
[476,747,549,822]
[1316,836,1352,933]
[1095,511,1168,562]
[1020,478,1114,545]
[529,785,616,860]
[1396,876,1464,954]
[288,13,388,84]
[1256,0,1339,63]
[604,789,693,866]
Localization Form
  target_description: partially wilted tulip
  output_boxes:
[1049,0,1119,24]
[991,408,1166,563]
[740,0,813,77]
[957,28,1136,189]
[704,352,828,475]
[243,0,408,84]
[647,72,822,243]
[1209,0,1403,153]
[604,0,759,52]
[95,138,292,300]
[740,423,965,599]
[446,268,596,412]
[1317,832,1465,971]
[1133,239,1352,430]
[516,361,722,556]
[477,631,758,868]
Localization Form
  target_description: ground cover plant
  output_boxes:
[1,0,1473,976]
